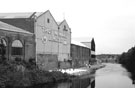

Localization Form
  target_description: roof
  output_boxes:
[0,21,33,35]
[57,22,61,25]
[71,40,89,48]
[58,20,70,27]
[0,12,43,18]
[72,37,93,42]
[36,10,59,27]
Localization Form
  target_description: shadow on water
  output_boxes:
[29,77,95,88]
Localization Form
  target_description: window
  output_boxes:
[47,18,50,23]
[12,47,22,55]
[63,25,68,31]
[64,25,66,29]
[11,40,23,55]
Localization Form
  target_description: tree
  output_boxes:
[118,46,135,80]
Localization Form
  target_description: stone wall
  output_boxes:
[37,54,58,70]
[59,61,71,69]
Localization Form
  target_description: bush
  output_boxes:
[0,59,72,87]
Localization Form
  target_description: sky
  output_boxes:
[0,0,135,54]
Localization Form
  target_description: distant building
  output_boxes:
[90,38,96,64]
[96,54,119,63]
[72,37,96,64]
[71,40,91,68]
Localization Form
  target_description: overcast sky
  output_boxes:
[0,0,135,54]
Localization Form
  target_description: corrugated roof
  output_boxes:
[71,40,89,48]
[0,21,33,35]
[0,12,43,18]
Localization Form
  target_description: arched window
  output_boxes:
[11,40,23,55]
[0,39,7,46]
[0,39,7,56]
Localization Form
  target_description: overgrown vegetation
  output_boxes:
[118,46,135,80]
[0,60,72,88]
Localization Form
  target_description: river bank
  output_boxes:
[28,64,105,88]
[0,60,105,88]
[0,60,73,88]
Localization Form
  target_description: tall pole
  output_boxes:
[58,27,60,69]
[33,14,37,67]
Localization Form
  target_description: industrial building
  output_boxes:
[0,10,95,70]
[72,37,96,64]
[71,40,91,68]
[0,10,71,70]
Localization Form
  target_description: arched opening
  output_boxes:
[11,40,23,56]
[0,38,7,58]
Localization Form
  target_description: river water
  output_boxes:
[94,63,134,88]
[36,63,134,88]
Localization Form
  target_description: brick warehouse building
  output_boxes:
[0,21,35,61]
[0,10,71,70]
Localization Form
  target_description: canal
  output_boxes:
[33,63,134,88]
[94,63,134,88]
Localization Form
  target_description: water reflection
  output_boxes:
[53,77,92,88]
[57,82,72,88]
[31,63,134,88]
[31,77,93,88]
